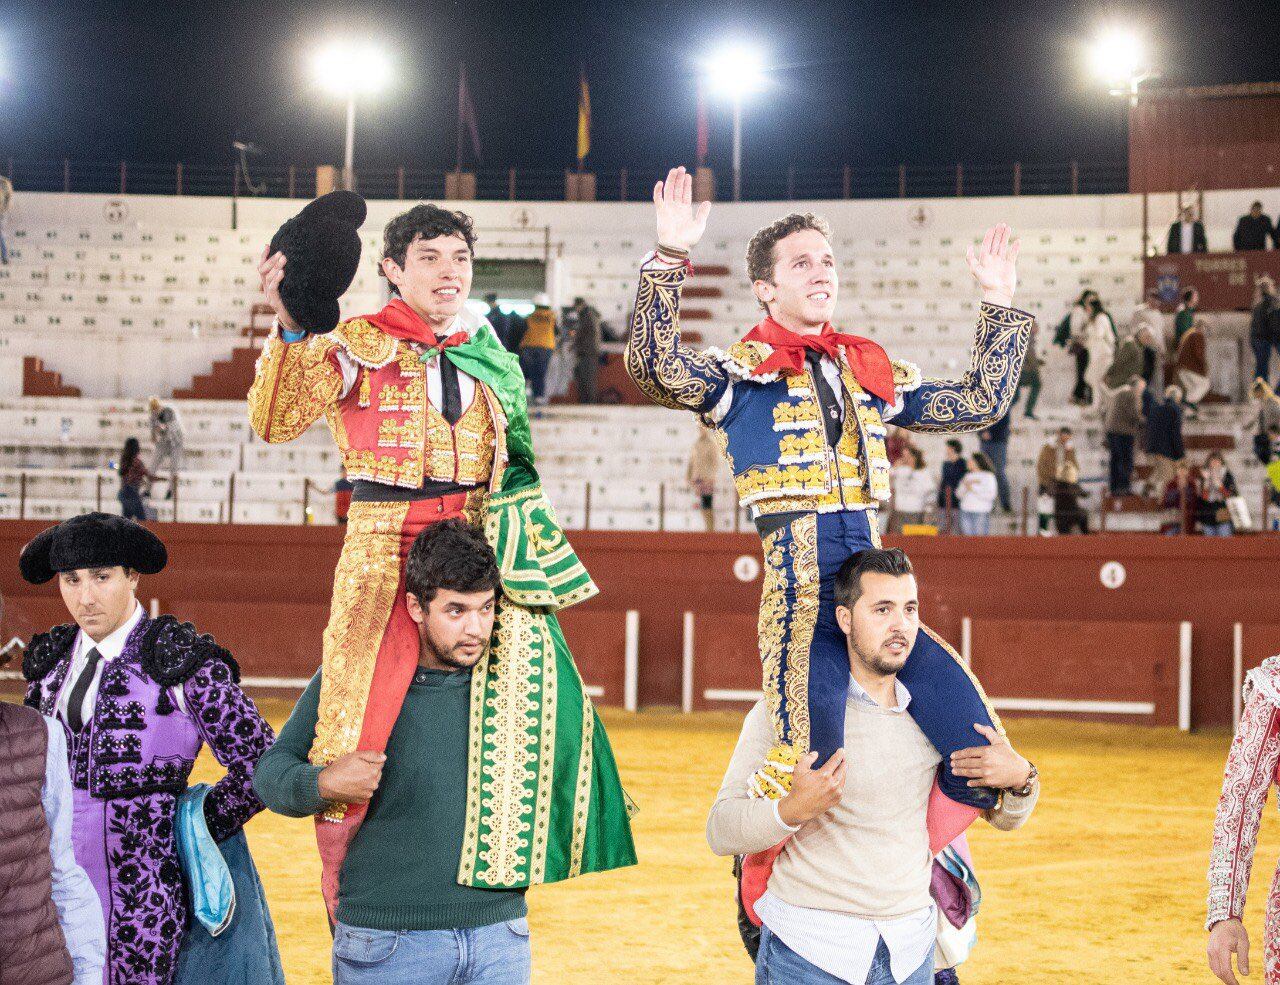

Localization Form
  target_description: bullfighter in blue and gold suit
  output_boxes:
[626,169,1031,848]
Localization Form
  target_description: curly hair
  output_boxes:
[745,212,833,310]
[405,518,502,606]
[380,204,477,294]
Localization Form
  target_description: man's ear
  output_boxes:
[835,604,853,637]
[380,256,404,289]
[405,592,426,625]
[753,278,775,310]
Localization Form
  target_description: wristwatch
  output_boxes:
[1006,761,1037,798]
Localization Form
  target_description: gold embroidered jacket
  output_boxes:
[624,260,1033,514]
[247,319,509,492]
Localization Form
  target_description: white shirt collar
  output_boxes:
[849,673,911,713]
[76,601,144,661]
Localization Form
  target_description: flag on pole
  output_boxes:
[456,63,482,171]
[576,67,591,169]
[695,80,709,167]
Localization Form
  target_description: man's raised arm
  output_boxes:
[624,166,731,415]
[886,224,1033,433]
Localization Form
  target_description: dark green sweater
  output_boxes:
[252,668,526,930]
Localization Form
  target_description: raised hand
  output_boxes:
[257,245,303,334]
[966,223,1020,308]
[653,166,711,253]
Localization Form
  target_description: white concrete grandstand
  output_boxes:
[0,186,1274,532]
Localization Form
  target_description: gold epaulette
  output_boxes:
[332,318,399,369]
[713,339,779,381]
[891,358,922,393]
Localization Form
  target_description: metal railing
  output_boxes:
[0,158,1129,203]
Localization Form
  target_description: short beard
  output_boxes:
[420,626,486,670]
[850,638,909,677]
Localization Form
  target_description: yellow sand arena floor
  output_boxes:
[193,704,1269,984]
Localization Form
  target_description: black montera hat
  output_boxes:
[268,190,367,335]
[18,512,168,585]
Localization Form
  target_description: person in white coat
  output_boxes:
[888,448,936,533]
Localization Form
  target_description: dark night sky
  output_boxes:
[1,0,1277,174]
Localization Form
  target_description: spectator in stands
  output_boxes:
[1142,384,1185,497]
[571,296,603,404]
[116,436,157,521]
[147,395,184,499]
[1162,460,1197,535]
[687,426,721,533]
[1128,291,1167,353]
[1196,451,1238,536]
[1174,288,1199,347]
[1103,323,1159,393]
[1233,201,1275,251]
[1176,316,1211,418]
[1063,289,1099,405]
[955,452,998,535]
[1104,377,1146,497]
[484,292,513,349]
[1251,276,1280,388]
[1077,294,1116,409]
[1036,426,1079,494]
[977,412,1012,514]
[938,439,967,526]
[1252,379,1280,464]
[1167,204,1207,255]
[1053,461,1090,535]
[1011,318,1043,419]
[888,447,934,533]
[520,292,557,406]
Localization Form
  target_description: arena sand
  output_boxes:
[195,703,1268,984]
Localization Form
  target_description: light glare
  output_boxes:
[704,45,767,100]
[313,42,392,96]
[1090,29,1145,85]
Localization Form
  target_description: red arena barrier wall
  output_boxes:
[1,521,1276,728]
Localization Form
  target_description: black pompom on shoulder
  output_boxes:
[22,623,78,682]
[268,190,367,335]
[141,615,240,688]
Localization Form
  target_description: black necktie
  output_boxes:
[805,351,844,448]
[67,647,103,734]
[439,354,463,425]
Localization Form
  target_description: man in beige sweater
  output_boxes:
[708,548,1039,984]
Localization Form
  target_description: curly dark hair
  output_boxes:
[745,212,833,310]
[380,204,478,294]
[405,518,502,606]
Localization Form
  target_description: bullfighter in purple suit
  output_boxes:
[17,513,274,985]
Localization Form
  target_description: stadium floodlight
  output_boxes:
[703,44,767,202]
[1090,28,1157,105]
[312,41,392,190]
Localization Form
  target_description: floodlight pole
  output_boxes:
[343,94,357,191]
[731,96,743,202]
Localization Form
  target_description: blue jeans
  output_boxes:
[520,347,553,400]
[977,438,1010,511]
[1201,521,1234,537]
[956,510,990,536]
[118,485,147,520]
[755,926,934,984]
[1253,337,1280,387]
[332,919,531,985]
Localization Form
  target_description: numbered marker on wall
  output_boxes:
[1100,561,1126,590]
[733,555,760,583]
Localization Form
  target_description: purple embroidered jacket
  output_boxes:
[24,614,274,985]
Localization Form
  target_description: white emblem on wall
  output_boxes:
[733,555,761,583]
[1099,561,1127,590]
[908,205,932,229]
[511,207,534,229]
[103,200,128,223]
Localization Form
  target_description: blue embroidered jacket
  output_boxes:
[624,259,1033,516]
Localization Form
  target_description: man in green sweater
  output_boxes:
[254,519,529,984]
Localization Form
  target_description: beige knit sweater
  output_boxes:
[707,697,1039,919]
